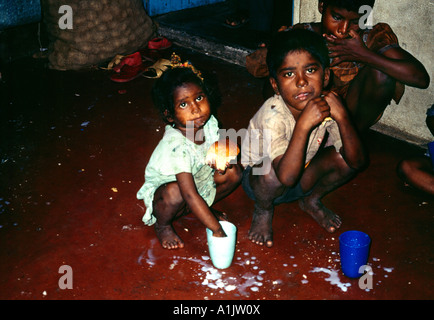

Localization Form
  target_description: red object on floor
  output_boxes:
[110,64,147,83]
[147,37,172,50]
[111,52,146,83]
[112,52,142,71]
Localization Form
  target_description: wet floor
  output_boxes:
[1,42,433,301]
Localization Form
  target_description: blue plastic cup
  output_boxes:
[428,141,434,170]
[206,221,237,269]
[339,231,371,278]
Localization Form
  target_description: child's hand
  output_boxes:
[213,226,227,238]
[324,30,369,66]
[208,161,233,175]
[299,96,331,129]
[322,91,346,122]
[206,139,240,174]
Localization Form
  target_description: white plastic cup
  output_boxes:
[206,221,237,269]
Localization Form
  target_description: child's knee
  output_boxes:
[330,149,360,176]
[366,67,395,92]
[155,182,184,208]
[375,69,394,88]
[251,168,283,200]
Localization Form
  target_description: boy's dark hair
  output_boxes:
[152,67,220,124]
[266,29,330,80]
[319,0,375,12]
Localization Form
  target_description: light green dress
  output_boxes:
[137,115,220,226]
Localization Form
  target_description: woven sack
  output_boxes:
[42,0,157,70]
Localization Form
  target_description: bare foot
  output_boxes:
[298,198,342,233]
[248,207,273,247]
[154,223,184,250]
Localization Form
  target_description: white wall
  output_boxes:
[293,0,434,147]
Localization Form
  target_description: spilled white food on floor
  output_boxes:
[310,267,352,292]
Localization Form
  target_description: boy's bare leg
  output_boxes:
[345,66,396,132]
[152,182,186,249]
[248,164,285,247]
[299,147,357,233]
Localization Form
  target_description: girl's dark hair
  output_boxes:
[319,0,375,12]
[151,66,221,124]
[266,28,330,79]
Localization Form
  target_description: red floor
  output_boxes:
[0,48,433,301]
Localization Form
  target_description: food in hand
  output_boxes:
[206,138,240,171]
[321,116,333,126]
